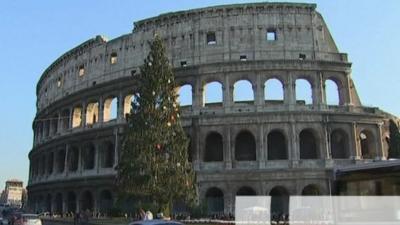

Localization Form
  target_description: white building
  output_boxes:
[3,180,23,208]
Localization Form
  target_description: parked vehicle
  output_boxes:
[14,214,41,225]
[129,219,183,225]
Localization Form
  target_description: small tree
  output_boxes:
[388,120,400,159]
[117,35,196,216]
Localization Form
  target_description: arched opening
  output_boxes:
[82,143,95,170]
[47,152,54,174]
[330,129,349,159]
[235,131,256,161]
[86,101,99,125]
[80,191,94,211]
[99,190,113,215]
[67,192,77,213]
[56,149,65,173]
[61,109,70,130]
[46,194,52,212]
[203,81,223,106]
[299,129,318,159]
[72,106,82,128]
[51,114,58,135]
[104,97,118,122]
[295,79,313,105]
[205,187,224,214]
[44,120,50,137]
[360,130,376,159]
[267,130,287,160]
[302,184,321,195]
[177,84,193,106]
[236,186,257,196]
[264,78,284,102]
[68,146,79,172]
[54,193,63,215]
[204,132,223,162]
[269,186,289,221]
[325,79,340,105]
[233,80,254,103]
[123,95,133,117]
[101,141,114,168]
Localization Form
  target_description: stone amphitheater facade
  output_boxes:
[27,2,398,215]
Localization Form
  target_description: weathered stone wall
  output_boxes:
[28,2,397,215]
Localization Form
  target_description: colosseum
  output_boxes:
[28,2,398,216]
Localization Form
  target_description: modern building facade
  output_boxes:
[27,2,398,215]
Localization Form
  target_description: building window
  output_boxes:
[267,29,277,41]
[206,32,216,45]
[240,55,247,61]
[78,65,85,76]
[110,53,117,64]
[180,61,187,67]
[299,53,306,60]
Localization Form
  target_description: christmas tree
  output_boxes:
[117,35,196,215]
[388,120,400,159]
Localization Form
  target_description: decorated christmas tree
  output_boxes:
[117,35,196,215]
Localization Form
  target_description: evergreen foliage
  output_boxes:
[388,120,400,159]
[117,35,196,215]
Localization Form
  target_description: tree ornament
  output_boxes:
[167,122,171,127]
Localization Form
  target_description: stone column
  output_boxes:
[344,71,353,105]
[113,129,119,167]
[64,145,69,177]
[98,96,104,124]
[376,122,385,160]
[192,78,203,115]
[258,125,265,168]
[289,121,299,167]
[284,72,295,107]
[78,146,83,174]
[225,126,232,169]
[81,102,87,128]
[223,75,232,113]
[312,73,323,106]
[117,93,124,122]
[351,122,361,159]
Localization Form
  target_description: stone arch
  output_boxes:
[80,190,94,211]
[205,187,224,214]
[47,152,54,174]
[177,84,193,106]
[360,130,376,159]
[72,106,82,128]
[86,101,99,125]
[98,190,113,214]
[204,132,223,162]
[264,78,284,101]
[325,79,340,105]
[56,149,65,173]
[203,81,223,105]
[233,79,254,102]
[123,94,133,117]
[299,129,319,159]
[330,129,349,159]
[68,146,79,172]
[301,184,321,195]
[269,186,289,219]
[100,141,114,168]
[45,193,52,212]
[235,130,256,161]
[267,130,287,160]
[54,193,63,215]
[82,143,95,170]
[236,186,257,196]
[295,78,313,105]
[61,109,70,130]
[104,96,118,122]
[67,191,77,213]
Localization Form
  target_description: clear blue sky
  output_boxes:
[1,0,400,189]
